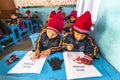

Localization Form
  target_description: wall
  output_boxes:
[19,7,75,24]
[0,0,15,19]
[91,0,120,72]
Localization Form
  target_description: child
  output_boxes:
[15,8,23,20]
[43,10,56,29]
[63,10,77,33]
[48,10,56,21]
[24,10,31,19]
[58,6,62,13]
[62,11,98,65]
[32,11,39,18]
[0,20,10,35]
[31,12,64,58]
[0,28,3,38]
[15,8,26,30]
[8,12,19,26]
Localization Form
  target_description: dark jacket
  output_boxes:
[63,33,98,58]
[10,19,18,25]
[17,13,23,18]
[0,20,10,35]
[35,30,62,52]
[63,21,75,32]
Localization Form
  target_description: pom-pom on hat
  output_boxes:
[47,12,64,34]
[73,11,92,34]
[49,10,56,18]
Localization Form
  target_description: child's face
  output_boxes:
[70,16,76,22]
[25,13,28,16]
[11,14,17,19]
[34,12,38,16]
[47,29,58,39]
[58,9,62,12]
[15,10,19,14]
[74,31,86,41]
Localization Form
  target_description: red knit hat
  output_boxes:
[68,10,77,18]
[25,10,30,15]
[73,11,92,34]
[47,12,64,34]
[49,10,56,18]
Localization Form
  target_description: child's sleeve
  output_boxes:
[50,38,63,53]
[85,36,98,58]
[62,34,72,51]
[34,30,45,51]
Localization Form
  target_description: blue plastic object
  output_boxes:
[29,33,39,49]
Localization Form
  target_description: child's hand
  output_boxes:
[40,49,51,57]
[66,44,73,51]
[31,49,40,59]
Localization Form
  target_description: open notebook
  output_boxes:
[63,52,102,80]
[8,51,46,74]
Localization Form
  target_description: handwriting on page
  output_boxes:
[8,51,46,74]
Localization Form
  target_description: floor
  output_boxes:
[0,37,33,59]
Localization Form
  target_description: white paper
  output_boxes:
[63,52,102,80]
[8,51,46,74]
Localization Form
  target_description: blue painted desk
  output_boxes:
[9,26,22,43]
[0,34,16,52]
[0,51,120,80]
[24,20,38,33]
[32,18,40,30]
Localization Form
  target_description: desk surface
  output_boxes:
[0,51,120,80]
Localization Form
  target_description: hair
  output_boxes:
[15,8,19,11]
[11,12,17,16]
[35,11,38,13]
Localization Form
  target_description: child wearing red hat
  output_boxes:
[43,10,57,30]
[48,10,57,21]
[58,6,62,13]
[63,10,77,33]
[31,12,64,58]
[62,11,98,65]
[24,10,31,19]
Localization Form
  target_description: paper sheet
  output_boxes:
[63,52,102,80]
[8,51,46,74]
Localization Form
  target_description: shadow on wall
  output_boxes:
[90,12,107,54]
